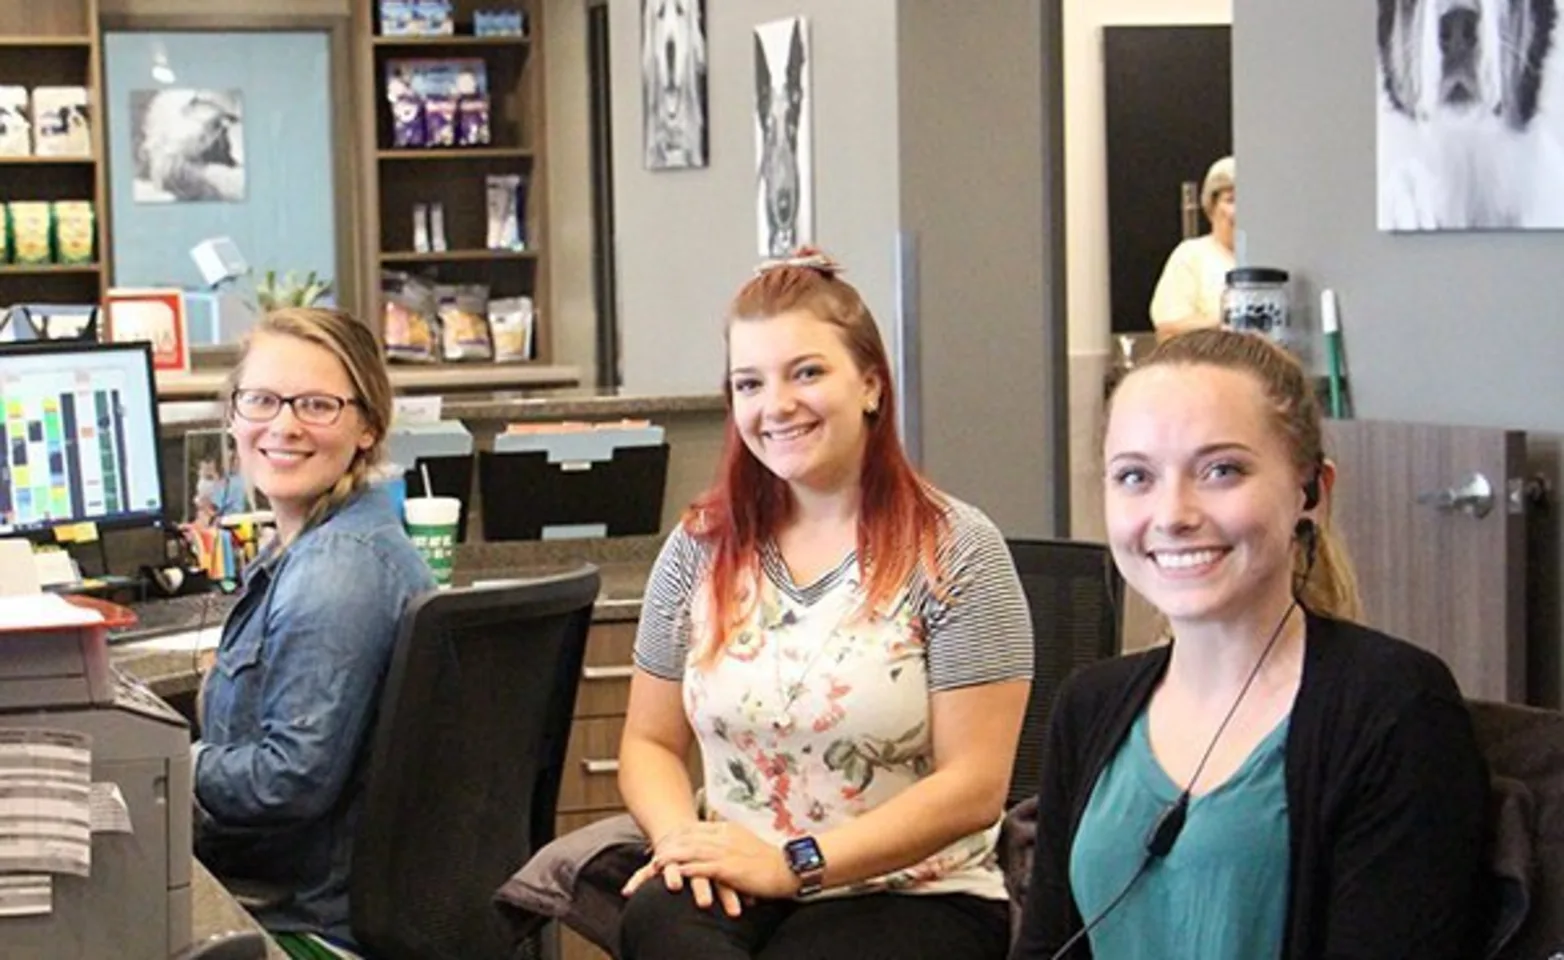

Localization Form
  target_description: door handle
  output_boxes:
[1416,472,1494,518]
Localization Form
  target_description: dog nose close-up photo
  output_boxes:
[1376,0,1564,230]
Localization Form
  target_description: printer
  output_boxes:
[0,601,193,960]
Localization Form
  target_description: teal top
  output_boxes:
[1069,709,1291,959]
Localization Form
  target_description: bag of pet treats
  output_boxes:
[8,202,53,264]
[437,283,494,361]
[488,295,534,363]
[0,86,30,157]
[382,271,441,363]
[51,201,95,264]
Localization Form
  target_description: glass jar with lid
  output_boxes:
[1221,267,1292,346]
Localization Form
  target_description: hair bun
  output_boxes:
[754,247,844,279]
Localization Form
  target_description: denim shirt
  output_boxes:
[193,484,433,941]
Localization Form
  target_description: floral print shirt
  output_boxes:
[635,496,1033,900]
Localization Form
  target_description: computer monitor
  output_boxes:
[0,340,167,539]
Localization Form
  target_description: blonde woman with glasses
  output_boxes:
[193,308,434,958]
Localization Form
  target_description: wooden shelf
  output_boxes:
[157,361,580,400]
[377,146,533,161]
[0,154,94,165]
[0,36,93,48]
[0,262,99,275]
[371,35,529,47]
[379,249,539,264]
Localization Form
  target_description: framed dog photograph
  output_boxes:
[642,0,708,170]
[754,17,812,257]
[1376,0,1564,231]
[130,88,246,203]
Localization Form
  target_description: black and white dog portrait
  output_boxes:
[1377,0,1564,230]
[130,88,245,203]
[642,0,707,170]
[754,17,812,257]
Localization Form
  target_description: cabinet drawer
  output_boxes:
[576,622,637,719]
[558,717,704,814]
[560,925,612,960]
[559,717,627,812]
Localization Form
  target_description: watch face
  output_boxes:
[785,836,824,873]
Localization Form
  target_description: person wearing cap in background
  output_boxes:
[1149,156,1236,338]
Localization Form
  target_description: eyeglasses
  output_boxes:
[231,388,359,426]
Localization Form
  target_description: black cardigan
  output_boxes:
[1010,613,1490,960]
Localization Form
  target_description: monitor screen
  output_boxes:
[0,340,167,538]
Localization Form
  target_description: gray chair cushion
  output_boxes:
[493,813,647,957]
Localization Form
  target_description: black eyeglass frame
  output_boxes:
[230,388,361,426]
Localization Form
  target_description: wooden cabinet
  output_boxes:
[353,0,552,360]
[555,619,700,960]
[0,0,110,310]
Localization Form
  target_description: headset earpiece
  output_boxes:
[1302,473,1321,512]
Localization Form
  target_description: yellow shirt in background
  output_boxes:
[1149,235,1235,331]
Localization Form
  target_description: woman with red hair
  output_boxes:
[616,250,1034,960]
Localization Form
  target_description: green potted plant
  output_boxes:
[253,269,333,311]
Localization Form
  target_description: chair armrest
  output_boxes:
[998,796,1040,944]
[222,877,294,914]
[493,813,648,956]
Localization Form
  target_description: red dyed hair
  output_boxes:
[685,248,948,664]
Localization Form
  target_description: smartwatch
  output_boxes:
[782,835,826,897]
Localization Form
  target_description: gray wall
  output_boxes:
[897,0,1062,536]
[1234,0,1563,702]
[609,0,902,395]
[609,0,1064,536]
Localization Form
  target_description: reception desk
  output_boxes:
[191,861,288,959]
[113,537,658,960]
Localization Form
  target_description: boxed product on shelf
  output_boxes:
[385,58,490,148]
[379,0,452,36]
[31,87,91,157]
[52,201,95,264]
[417,0,455,34]
[0,86,30,157]
[474,9,528,37]
[6,202,53,265]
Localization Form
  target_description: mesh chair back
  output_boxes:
[350,567,600,960]
[1006,540,1123,807]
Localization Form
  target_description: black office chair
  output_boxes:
[349,567,600,960]
[1005,539,1124,808]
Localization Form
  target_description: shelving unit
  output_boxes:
[380,248,541,264]
[0,154,96,165]
[0,0,110,312]
[370,35,529,48]
[0,262,101,275]
[356,0,550,362]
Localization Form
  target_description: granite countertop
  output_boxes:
[192,859,288,958]
[114,536,660,700]
[158,388,725,436]
[441,388,725,422]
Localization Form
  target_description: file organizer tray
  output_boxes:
[478,425,669,540]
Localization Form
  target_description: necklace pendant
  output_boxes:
[772,713,795,735]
